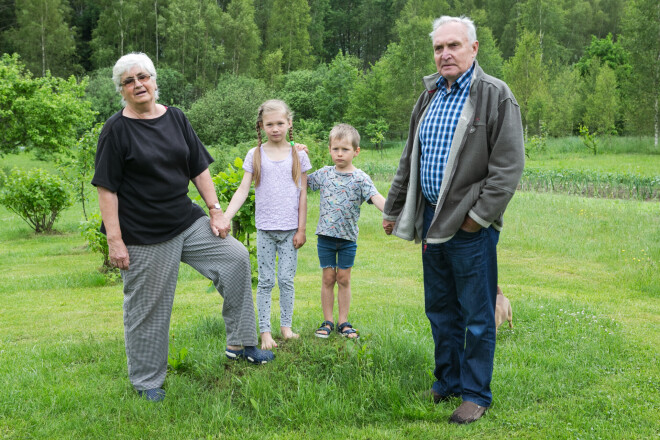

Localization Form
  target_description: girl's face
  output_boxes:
[261,111,292,143]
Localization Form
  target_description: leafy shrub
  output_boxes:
[80,213,114,272]
[0,168,72,233]
[58,123,102,220]
[210,158,258,286]
[187,74,270,146]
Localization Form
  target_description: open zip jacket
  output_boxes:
[383,61,525,244]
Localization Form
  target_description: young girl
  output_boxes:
[223,100,311,350]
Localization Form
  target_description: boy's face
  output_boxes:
[329,137,359,171]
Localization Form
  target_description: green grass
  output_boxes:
[1,165,658,438]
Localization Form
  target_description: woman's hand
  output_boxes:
[108,237,130,270]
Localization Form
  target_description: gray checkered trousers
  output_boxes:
[120,217,258,390]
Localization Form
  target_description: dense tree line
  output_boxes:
[1,0,658,146]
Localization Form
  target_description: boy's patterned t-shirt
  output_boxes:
[307,166,380,242]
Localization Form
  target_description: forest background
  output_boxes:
[0,0,659,162]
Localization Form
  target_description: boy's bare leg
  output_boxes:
[260,332,278,349]
[336,268,357,338]
[316,267,337,336]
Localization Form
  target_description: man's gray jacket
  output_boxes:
[383,61,525,243]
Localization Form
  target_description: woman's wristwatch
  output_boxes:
[208,202,222,211]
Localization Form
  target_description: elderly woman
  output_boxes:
[92,52,273,402]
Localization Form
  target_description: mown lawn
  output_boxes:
[0,144,658,439]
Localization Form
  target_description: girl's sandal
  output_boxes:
[337,321,359,339]
[315,320,334,338]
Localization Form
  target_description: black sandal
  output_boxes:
[337,321,359,339]
[315,320,334,338]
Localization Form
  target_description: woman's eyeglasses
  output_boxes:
[121,73,151,87]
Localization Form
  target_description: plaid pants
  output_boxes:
[121,216,257,390]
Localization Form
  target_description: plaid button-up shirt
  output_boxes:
[419,63,475,205]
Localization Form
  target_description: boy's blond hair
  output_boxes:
[329,123,360,150]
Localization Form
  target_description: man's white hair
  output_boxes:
[429,16,477,44]
[112,52,159,106]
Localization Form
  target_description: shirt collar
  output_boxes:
[436,62,475,92]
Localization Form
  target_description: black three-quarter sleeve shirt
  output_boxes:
[92,107,214,245]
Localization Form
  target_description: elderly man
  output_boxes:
[382,16,524,424]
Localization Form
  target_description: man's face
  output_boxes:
[432,22,479,86]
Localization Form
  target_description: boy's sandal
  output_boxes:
[337,321,359,339]
[315,320,334,338]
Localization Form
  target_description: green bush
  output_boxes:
[0,168,72,233]
[187,74,270,146]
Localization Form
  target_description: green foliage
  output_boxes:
[57,123,102,220]
[187,74,270,146]
[576,33,632,83]
[0,167,72,233]
[579,124,599,155]
[520,167,660,200]
[8,0,79,77]
[155,67,198,109]
[167,346,189,373]
[620,0,660,140]
[84,67,121,123]
[221,0,262,76]
[582,62,618,135]
[0,54,96,158]
[266,0,313,71]
[524,128,548,159]
[79,213,119,278]
[260,49,283,87]
[317,52,360,126]
[279,69,324,121]
[503,30,549,136]
[364,118,389,158]
[164,0,225,89]
[212,157,256,244]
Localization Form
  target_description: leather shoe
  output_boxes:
[449,400,488,424]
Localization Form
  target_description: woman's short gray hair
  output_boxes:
[112,52,159,105]
[429,16,477,44]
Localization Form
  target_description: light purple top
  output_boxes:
[243,146,311,231]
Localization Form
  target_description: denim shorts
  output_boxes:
[316,235,358,269]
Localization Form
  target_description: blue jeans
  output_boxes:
[422,203,499,407]
[316,235,358,269]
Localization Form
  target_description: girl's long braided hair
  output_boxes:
[253,99,301,188]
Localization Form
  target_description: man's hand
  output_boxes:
[460,215,482,233]
[383,220,395,235]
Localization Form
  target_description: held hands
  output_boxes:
[382,220,395,235]
[293,230,306,249]
[210,209,232,238]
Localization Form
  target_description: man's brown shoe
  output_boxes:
[449,401,488,424]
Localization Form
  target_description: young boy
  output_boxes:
[307,124,385,339]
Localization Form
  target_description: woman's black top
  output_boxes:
[92,107,213,245]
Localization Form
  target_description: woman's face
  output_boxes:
[119,65,156,109]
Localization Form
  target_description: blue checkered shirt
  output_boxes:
[419,64,475,204]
